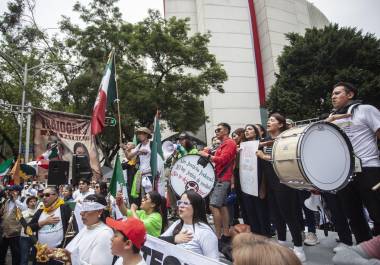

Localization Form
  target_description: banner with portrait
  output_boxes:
[239,140,259,196]
[33,109,101,180]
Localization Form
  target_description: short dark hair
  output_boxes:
[26,196,38,205]
[79,178,90,185]
[122,234,141,254]
[333,82,357,99]
[217,122,231,134]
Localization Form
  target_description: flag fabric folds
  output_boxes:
[0,158,13,177]
[109,153,127,197]
[91,50,117,135]
[150,114,164,190]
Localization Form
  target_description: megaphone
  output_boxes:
[162,141,178,160]
[304,194,322,212]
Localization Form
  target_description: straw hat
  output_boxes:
[136,127,152,135]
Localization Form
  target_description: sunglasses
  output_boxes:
[95,185,100,189]
[214,128,222,133]
[43,193,56,197]
[176,200,191,207]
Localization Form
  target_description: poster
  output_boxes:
[34,109,101,181]
[142,235,224,265]
[239,141,259,196]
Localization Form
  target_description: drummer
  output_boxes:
[256,113,306,262]
[326,82,380,242]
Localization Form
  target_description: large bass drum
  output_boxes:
[272,121,354,192]
[170,154,215,198]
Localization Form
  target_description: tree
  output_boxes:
[51,0,227,164]
[266,24,380,121]
[0,0,54,157]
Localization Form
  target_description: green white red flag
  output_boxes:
[91,50,117,135]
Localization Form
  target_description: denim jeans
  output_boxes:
[20,236,36,265]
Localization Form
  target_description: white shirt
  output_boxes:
[133,142,151,174]
[333,104,380,167]
[161,220,219,260]
[114,257,147,265]
[66,223,113,265]
[38,207,64,247]
[21,207,38,237]
[73,189,95,203]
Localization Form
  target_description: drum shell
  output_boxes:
[272,122,354,191]
[272,126,314,190]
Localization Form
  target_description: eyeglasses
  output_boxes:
[214,128,222,133]
[176,200,191,207]
[43,193,56,197]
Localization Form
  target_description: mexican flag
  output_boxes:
[109,153,127,198]
[0,158,13,177]
[91,50,117,135]
[150,113,164,194]
[36,144,59,169]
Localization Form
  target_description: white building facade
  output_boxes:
[164,0,329,143]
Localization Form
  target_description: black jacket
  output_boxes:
[29,204,78,247]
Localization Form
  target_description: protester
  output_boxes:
[199,122,237,250]
[107,217,147,265]
[232,233,302,265]
[327,82,380,242]
[160,190,219,260]
[20,196,38,265]
[63,194,113,265]
[95,181,108,197]
[241,124,270,237]
[73,178,94,203]
[62,185,74,202]
[256,113,306,262]
[177,132,198,157]
[117,191,166,236]
[0,185,23,265]
[29,186,77,255]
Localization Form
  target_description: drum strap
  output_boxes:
[217,159,234,180]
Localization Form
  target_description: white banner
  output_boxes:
[239,141,259,196]
[142,235,224,265]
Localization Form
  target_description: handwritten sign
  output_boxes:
[239,141,259,196]
[170,155,215,198]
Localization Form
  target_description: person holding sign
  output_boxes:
[240,124,270,236]
[256,113,305,262]
[160,191,219,260]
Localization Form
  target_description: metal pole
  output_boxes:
[18,63,27,159]
[25,102,32,162]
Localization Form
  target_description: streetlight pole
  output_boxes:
[18,63,28,160]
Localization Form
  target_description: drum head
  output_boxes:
[170,155,215,198]
[300,122,353,191]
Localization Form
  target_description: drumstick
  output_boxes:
[372,182,380,191]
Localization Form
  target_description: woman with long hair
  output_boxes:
[256,113,305,262]
[160,190,219,260]
[241,124,270,236]
[117,191,167,237]
[231,128,246,224]
[94,182,108,197]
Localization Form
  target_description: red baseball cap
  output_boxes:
[106,217,147,249]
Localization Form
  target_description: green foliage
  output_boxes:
[266,24,380,120]
[0,0,52,157]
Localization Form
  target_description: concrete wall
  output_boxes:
[164,0,329,144]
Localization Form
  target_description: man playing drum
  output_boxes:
[199,122,237,249]
[327,82,380,243]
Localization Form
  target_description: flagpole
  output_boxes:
[113,50,123,146]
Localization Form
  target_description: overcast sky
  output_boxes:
[0,0,378,37]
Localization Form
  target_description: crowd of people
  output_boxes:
[0,81,379,265]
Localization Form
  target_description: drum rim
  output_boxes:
[169,154,216,198]
[298,121,355,191]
